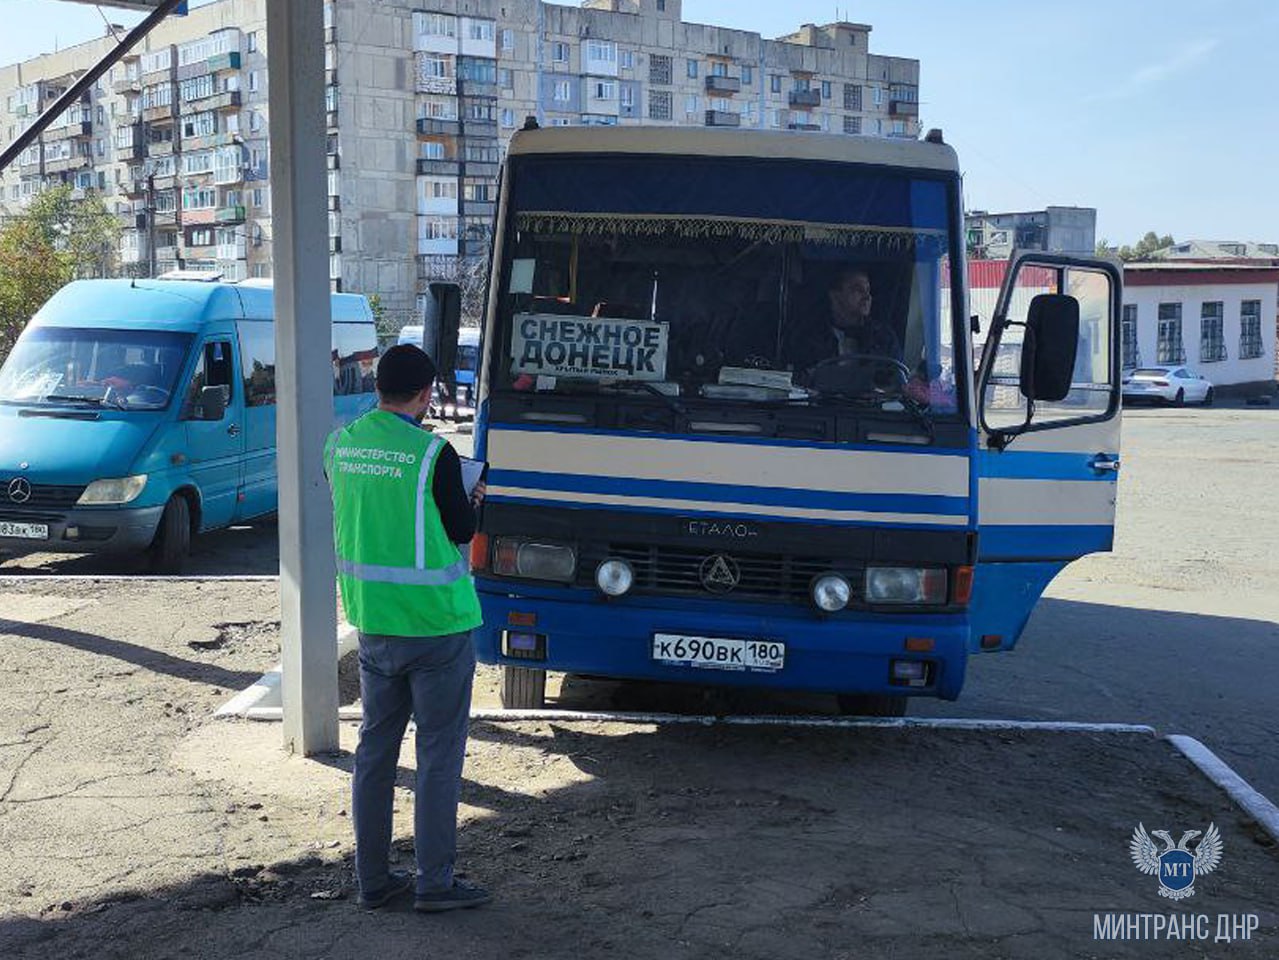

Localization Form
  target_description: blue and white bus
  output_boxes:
[0,278,378,572]
[470,126,1122,714]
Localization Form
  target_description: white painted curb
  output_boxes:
[1166,734,1279,845]
[213,624,358,718]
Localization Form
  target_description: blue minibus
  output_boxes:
[0,277,377,572]
[470,126,1123,714]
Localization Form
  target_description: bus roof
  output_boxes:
[506,126,959,174]
[30,278,373,332]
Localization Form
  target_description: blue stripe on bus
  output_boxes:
[488,469,969,516]
[977,450,1119,481]
[488,421,970,457]
[485,493,970,530]
[978,524,1114,560]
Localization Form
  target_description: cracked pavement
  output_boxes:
[0,578,1276,958]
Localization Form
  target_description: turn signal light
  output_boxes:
[469,533,490,572]
[904,637,935,652]
[980,634,1003,650]
[952,565,975,605]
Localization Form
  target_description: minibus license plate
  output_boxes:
[0,521,48,540]
[652,634,785,673]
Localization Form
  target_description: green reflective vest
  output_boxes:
[325,409,482,637]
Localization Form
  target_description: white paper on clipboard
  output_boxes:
[458,456,488,496]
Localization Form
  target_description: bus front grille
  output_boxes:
[577,543,865,605]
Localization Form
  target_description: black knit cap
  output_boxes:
[376,344,437,395]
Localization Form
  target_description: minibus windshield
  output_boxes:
[495,154,962,417]
[0,327,193,411]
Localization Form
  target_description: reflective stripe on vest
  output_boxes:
[415,435,444,569]
[335,555,470,586]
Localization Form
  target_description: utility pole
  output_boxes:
[146,170,157,278]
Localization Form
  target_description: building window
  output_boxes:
[770,74,782,94]
[587,41,617,64]
[421,55,449,79]
[501,28,514,51]
[620,49,634,70]
[649,54,671,85]
[549,117,572,127]
[1121,304,1140,369]
[741,65,753,85]
[422,141,445,160]
[498,67,514,89]
[844,83,862,112]
[553,80,572,102]
[417,13,456,39]
[1199,302,1226,362]
[873,86,884,107]
[685,94,699,115]
[592,80,616,100]
[552,42,570,63]
[657,0,666,9]
[620,85,635,110]
[501,108,515,127]
[248,71,259,93]
[686,59,699,79]
[821,80,832,99]
[468,19,494,42]
[648,90,672,121]
[250,111,262,132]
[843,114,861,135]
[1156,303,1185,364]
[247,31,257,53]
[1239,300,1263,359]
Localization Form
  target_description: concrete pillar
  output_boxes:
[267,0,339,755]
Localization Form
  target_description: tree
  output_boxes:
[23,185,119,278]
[1114,230,1175,262]
[0,217,74,360]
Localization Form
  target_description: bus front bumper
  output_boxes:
[0,503,164,556]
[475,589,969,701]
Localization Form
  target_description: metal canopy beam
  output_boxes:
[267,0,339,755]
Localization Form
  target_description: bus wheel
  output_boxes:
[501,665,546,710]
[836,693,907,717]
[148,495,191,575]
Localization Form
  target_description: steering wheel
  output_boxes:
[126,385,171,407]
[808,354,911,398]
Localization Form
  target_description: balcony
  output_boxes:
[327,153,341,170]
[461,160,499,178]
[148,139,175,156]
[705,75,741,94]
[113,76,142,94]
[46,120,93,140]
[153,209,178,226]
[463,199,495,218]
[704,110,741,127]
[214,204,246,224]
[417,158,460,176]
[206,51,242,73]
[787,122,821,132]
[417,117,461,136]
[889,99,919,118]
[457,80,498,99]
[216,242,247,261]
[19,156,42,173]
[460,119,498,139]
[155,244,178,262]
[788,89,821,108]
[44,155,90,175]
[191,90,241,111]
[183,132,237,151]
[117,141,147,162]
[462,239,490,257]
[142,102,175,122]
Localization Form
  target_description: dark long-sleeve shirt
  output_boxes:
[431,441,477,544]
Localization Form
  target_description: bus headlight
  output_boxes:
[811,573,851,612]
[77,474,148,505]
[595,559,634,597]
[492,537,577,583]
[865,567,947,605]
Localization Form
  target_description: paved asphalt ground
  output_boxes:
[5,406,1278,804]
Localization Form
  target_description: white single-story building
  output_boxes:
[1122,263,1278,392]
[964,260,1278,394]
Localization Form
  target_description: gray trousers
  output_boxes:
[352,630,475,896]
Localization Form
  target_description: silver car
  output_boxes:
[1122,365,1214,406]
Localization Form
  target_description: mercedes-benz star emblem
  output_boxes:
[8,477,32,504]
[699,554,741,593]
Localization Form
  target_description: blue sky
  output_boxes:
[3,0,1275,244]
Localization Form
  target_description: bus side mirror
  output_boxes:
[1020,294,1078,402]
[424,281,462,396]
[198,385,227,421]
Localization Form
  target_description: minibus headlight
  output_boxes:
[595,559,634,597]
[492,537,577,583]
[77,475,148,505]
[865,567,947,605]
[811,574,851,612]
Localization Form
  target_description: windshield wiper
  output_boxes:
[42,392,128,410]
[610,381,688,416]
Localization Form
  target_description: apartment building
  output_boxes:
[0,0,921,322]
[965,206,1098,261]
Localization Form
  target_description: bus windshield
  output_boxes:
[0,326,193,411]
[495,154,962,418]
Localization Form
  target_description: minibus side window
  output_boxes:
[181,340,234,420]
[238,321,277,407]
[332,322,378,396]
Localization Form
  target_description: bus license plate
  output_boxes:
[652,634,785,673]
[0,521,48,540]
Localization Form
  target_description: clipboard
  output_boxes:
[458,456,489,497]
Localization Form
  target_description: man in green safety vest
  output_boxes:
[325,343,490,913]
